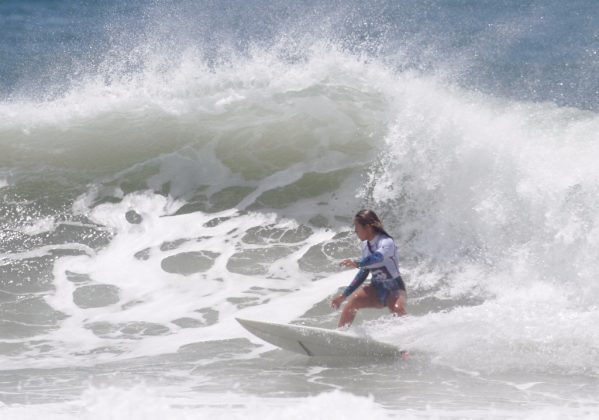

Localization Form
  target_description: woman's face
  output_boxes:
[353,220,373,241]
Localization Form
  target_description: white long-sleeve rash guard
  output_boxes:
[342,234,401,297]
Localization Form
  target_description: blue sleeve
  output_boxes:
[343,268,369,297]
[357,252,384,268]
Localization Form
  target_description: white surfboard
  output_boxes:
[236,318,402,357]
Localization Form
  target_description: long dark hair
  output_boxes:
[354,209,392,238]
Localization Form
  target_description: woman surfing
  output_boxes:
[331,209,407,328]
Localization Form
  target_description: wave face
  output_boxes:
[1,0,598,417]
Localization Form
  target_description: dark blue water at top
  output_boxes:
[0,0,597,110]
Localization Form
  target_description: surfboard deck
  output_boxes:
[236,317,402,357]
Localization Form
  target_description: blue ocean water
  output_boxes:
[1,1,598,418]
[1,0,597,108]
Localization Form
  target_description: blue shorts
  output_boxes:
[371,276,406,306]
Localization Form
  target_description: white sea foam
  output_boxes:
[1,385,598,420]
[20,217,57,236]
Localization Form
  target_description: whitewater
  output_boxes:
[1,0,598,418]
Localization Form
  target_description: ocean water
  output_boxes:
[1,0,598,418]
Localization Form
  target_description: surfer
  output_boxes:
[331,209,407,328]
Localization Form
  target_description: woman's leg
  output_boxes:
[387,290,407,316]
[338,285,382,328]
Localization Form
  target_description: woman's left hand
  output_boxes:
[330,294,346,309]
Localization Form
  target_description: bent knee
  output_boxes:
[389,297,407,315]
[393,306,407,316]
[390,306,407,316]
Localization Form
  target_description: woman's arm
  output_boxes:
[356,237,395,269]
[342,268,369,297]
[331,267,369,309]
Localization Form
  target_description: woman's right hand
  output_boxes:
[340,259,358,269]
